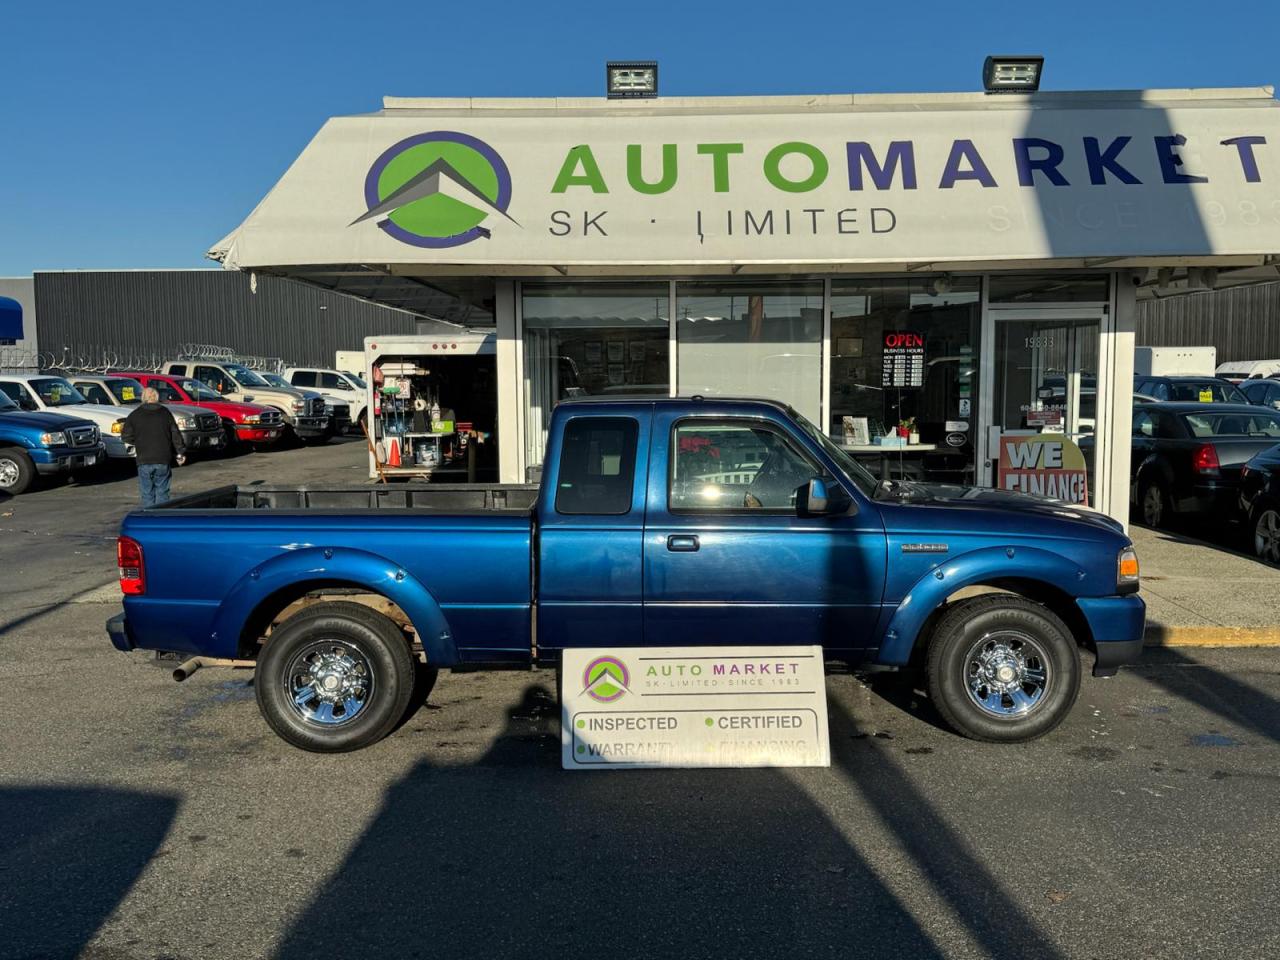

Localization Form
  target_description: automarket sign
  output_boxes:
[212,96,1280,269]
[561,646,831,770]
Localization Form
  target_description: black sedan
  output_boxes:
[1130,402,1280,528]
[1239,444,1280,564]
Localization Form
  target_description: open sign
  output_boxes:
[884,332,924,349]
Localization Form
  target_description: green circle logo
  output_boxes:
[582,656,631,703]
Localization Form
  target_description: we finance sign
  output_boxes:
[998,433,1089,504]
[217,99,1280,268]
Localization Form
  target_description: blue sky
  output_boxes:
[3,0,1279,276]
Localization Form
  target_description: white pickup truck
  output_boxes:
[282,366,367,432]
[0,374,134,459]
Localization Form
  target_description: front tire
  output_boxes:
[255,601,415,752]
[925,595,1081,743]
[0,447,36,495]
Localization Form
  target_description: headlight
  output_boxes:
[1117,546,1140,589]
[176,416,194,430]
[243,414,261,424]
[291,400,304,412]
[39,431,67,446]
[111,421,124,435]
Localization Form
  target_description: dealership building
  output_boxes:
[205,80,1280,524]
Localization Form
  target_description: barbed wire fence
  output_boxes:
[2,342,296,376]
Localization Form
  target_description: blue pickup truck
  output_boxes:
[0,390,104,495]
[107,398,1145,752]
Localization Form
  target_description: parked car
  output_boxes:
[118,372,286,449]
[258,371,350,435]
[162,360,328,443]
[283,366,368,431]
[1239,377,1280,412]
[1133,375,1248,404]
[0,390,104,495]
[0,375,132,460]
[106,397,1145,752]
[70,374,225,455]
[1239,444,1280,565]
[1130,401,1280,528]
[1217,359,1280,383]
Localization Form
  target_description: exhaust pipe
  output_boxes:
[172,656,254,682]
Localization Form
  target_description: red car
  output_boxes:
[119,372,285,447]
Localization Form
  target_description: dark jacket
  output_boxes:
[121,403,185,465]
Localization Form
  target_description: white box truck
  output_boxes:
[362,333,497,482]
[1133,346,1217,377]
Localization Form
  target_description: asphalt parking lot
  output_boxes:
[2,442,1279,959]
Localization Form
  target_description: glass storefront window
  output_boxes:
[830,277,981,483]
[675,281,823,424]
[987,274,1109,303]
[522,282,669,469]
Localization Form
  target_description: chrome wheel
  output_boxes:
[1256,508,1280,565]
[964,631,1051,719]
[0,457,18,489]
[284,641,374,726]
[1141,484,1164,527]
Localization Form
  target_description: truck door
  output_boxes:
[536,410,650,649]
[643,410,885,653]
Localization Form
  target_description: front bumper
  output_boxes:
[180,427,226,452]
[104,435,135,459]
[106,611,134,651]
[32,443,106,475]
[234,424,284,443]
[291,415,329,437]
[1077,595,1147,677]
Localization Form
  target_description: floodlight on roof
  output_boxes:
[606,61,658,99]
[983,55,1044,94]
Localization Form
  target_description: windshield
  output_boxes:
[181,379,224,401]
[261,372,290,388]
[1169,381,1247,403]
[105,377,145,404]
[225,363,270,388]
[790,408,880,497]
[0,392,16,412]
[32,377,88,407]
[1182,411,1280,438]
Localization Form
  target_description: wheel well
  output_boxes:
[912,579,1095,666]
[237,580,420,660]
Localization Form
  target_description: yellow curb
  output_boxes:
[1144,625,1280,648]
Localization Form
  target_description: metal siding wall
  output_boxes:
[1136,281,1280,363]
[32,270,425,369]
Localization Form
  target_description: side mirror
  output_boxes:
[796,477,851,517]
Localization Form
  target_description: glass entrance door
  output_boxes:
[985,312,1103,507]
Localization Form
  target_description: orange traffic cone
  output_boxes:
[387,437,401,468]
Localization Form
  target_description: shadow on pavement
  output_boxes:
[0,786,179,959]
[273,684,1064,960]
[1135,647,1280,744]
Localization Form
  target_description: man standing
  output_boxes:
[122,387,186,507]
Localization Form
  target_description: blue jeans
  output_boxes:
[137,462,172,508]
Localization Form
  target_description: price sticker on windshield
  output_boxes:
[121,387,136,401]
[1199,389,1213,402]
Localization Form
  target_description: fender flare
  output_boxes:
[877,545,1087,666]
[208,546,457,664]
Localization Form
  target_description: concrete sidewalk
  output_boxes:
[1131,525,1280,647]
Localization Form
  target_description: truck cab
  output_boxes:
[0,390,104,494]
[162,360,329,441]
[283,367,367,431]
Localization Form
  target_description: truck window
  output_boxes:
[291,371,317,387]
[320,372,346,390]
[153,381,183,403]
[168,364,187,376]
[670,420,818,512]
[554,417,638,516]
[195,365,229,394]
[75,382,112,405]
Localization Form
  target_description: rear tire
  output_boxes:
[0,447,35,495]
[1138,476,1171,528]
[925,595,1081,743]
[255,601,416,753]
[1253,502,1280,566]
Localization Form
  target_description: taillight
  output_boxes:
[117,536,145,595]
[1193,443,1220,475]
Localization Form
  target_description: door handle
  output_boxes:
[667,534,700,552]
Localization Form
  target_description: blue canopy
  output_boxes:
[0,296,21,342]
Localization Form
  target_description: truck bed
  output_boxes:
[161,483,539,512]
